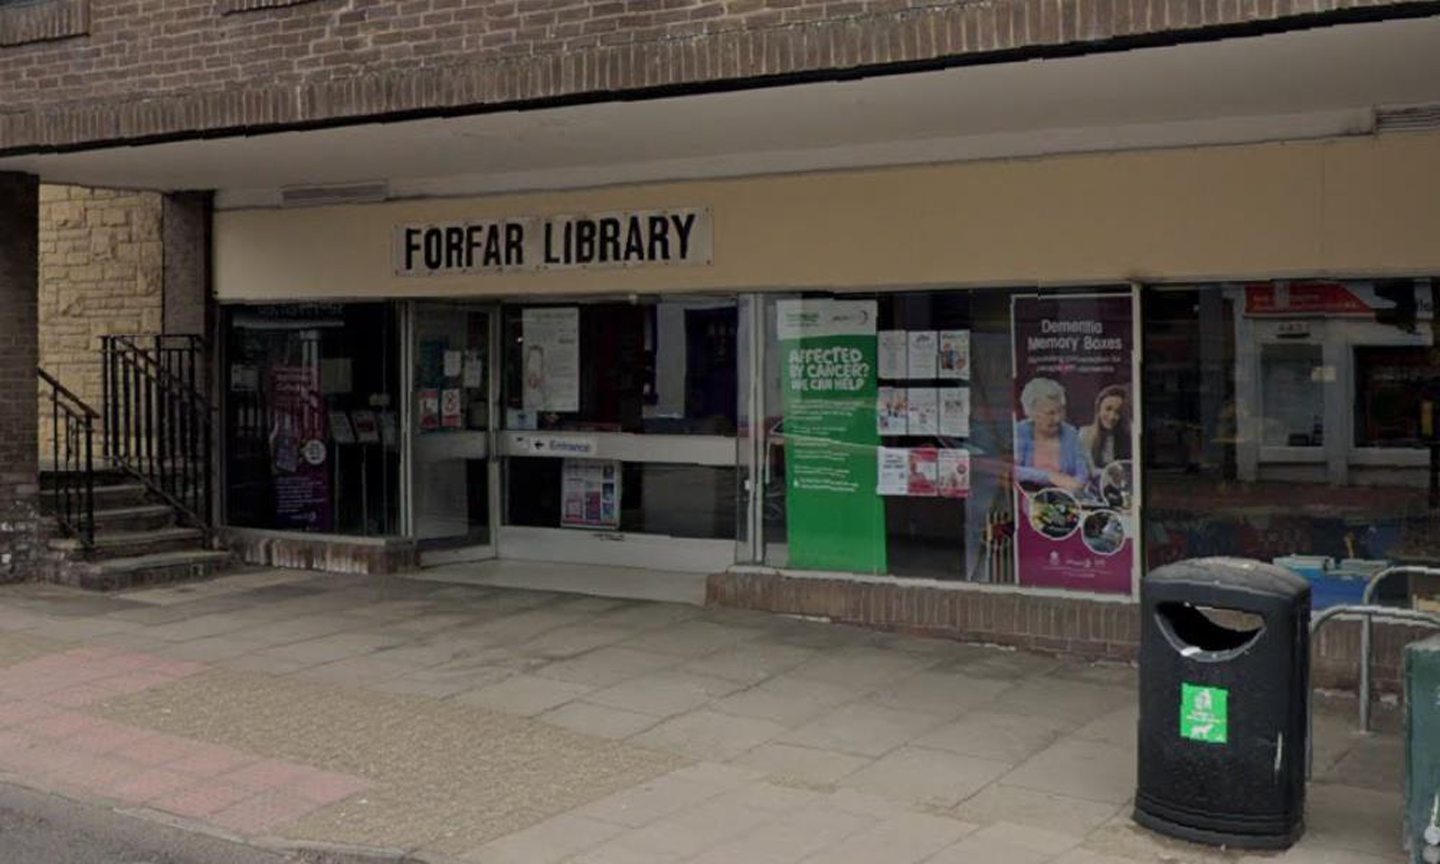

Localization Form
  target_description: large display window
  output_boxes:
[222,303,401,536]
[760,288,1139,593]
[1143,280,1440,599]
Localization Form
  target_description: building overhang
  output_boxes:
[1,15,1438,204]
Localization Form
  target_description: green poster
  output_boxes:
[777,299,886,573]
[1180,683,1229,744]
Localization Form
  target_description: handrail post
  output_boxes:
[83,413,94,547]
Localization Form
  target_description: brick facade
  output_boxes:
[0,0,1431,153]
[0,173,41,584]
[36,185,164,458]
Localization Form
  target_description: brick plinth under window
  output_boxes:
[708,570,1423,695]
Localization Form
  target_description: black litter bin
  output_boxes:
[1134,557,1310,850]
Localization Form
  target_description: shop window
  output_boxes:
[1354,345,1440,447]
[1143,280,1440,578]
[222,303,400,536]
[763,287,1138,593]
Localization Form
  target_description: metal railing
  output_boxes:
[38,368,97,548]
[1306,568,1440,777]
[100,334,213,531]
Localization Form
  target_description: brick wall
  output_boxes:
[0,174,41,583]
[36,185,164,460]
[708,570,1424,694]
[0,0,1424,153]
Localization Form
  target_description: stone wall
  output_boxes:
[36,184,164,461]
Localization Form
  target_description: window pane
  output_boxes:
[506,457,737,539]
[1143,281,1440,594]
[223,303,400,536]
[501,299,738,434]
[1354,346,1440,447]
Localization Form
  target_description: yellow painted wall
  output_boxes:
[214,133,1440,301]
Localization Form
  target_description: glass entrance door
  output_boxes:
[409,303,496,564]
[496,297,745,573]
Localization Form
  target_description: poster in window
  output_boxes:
[939,387,971,438]
[937,449,970,499]
[521,307,580,412]
[268,365,332,532]
[878,331,907,380]
[419,389,440,432]
[777,299,887,573]
[876,447,909,496]
[877,387,908,436]
[938,330,970,380]
[560,459,621,529]
[441,388,464,429]
[328,411,356,444]
[463,350,484,389]
[907,331,938,379]
[1011,294,1135,594]
[906,388,938,435]
[907,447,938,497]
[351,410,381,444]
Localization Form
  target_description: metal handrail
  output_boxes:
[1359,566,1440,732]
[1307,603,1440,777]
[37,368,97,548]
[100,335,214,532]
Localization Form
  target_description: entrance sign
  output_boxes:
[777,299,887,573]
[396,208,712,275]
[1012,294,1136,594]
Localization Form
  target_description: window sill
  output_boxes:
[0,0,88,47]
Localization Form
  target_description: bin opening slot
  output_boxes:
[1157,602,1265,654]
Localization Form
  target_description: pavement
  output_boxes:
[0,566,1409,864]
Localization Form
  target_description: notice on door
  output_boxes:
[561,459,621,529]
[777,299,886,574]
[521,307,580,413]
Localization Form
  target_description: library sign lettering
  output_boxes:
[396,208,712,275]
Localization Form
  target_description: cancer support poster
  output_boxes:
[1012,295,1136,594]
[778,299,887,573]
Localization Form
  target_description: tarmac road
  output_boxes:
[0,780,307,864]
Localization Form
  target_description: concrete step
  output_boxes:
[90,503,176,533]
[87,483,153,510]
[50,526,206,560]
[72,549,233,592]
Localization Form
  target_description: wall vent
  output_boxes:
[1374,104,1440,135]
[280,181,388,208]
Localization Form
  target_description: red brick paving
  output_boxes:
[0,647,370,836]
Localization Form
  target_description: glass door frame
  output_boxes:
[401,300,502,566]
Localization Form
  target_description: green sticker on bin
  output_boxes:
[1180,683,1229,744]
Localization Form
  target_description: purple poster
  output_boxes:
[1012,295,1135,594]
[269,365,333,532]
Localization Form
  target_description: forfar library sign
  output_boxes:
[396,208,712,276]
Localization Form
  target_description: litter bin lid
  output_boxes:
[1147,557,1309,599]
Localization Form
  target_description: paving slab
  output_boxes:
[0,571,1411,864]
